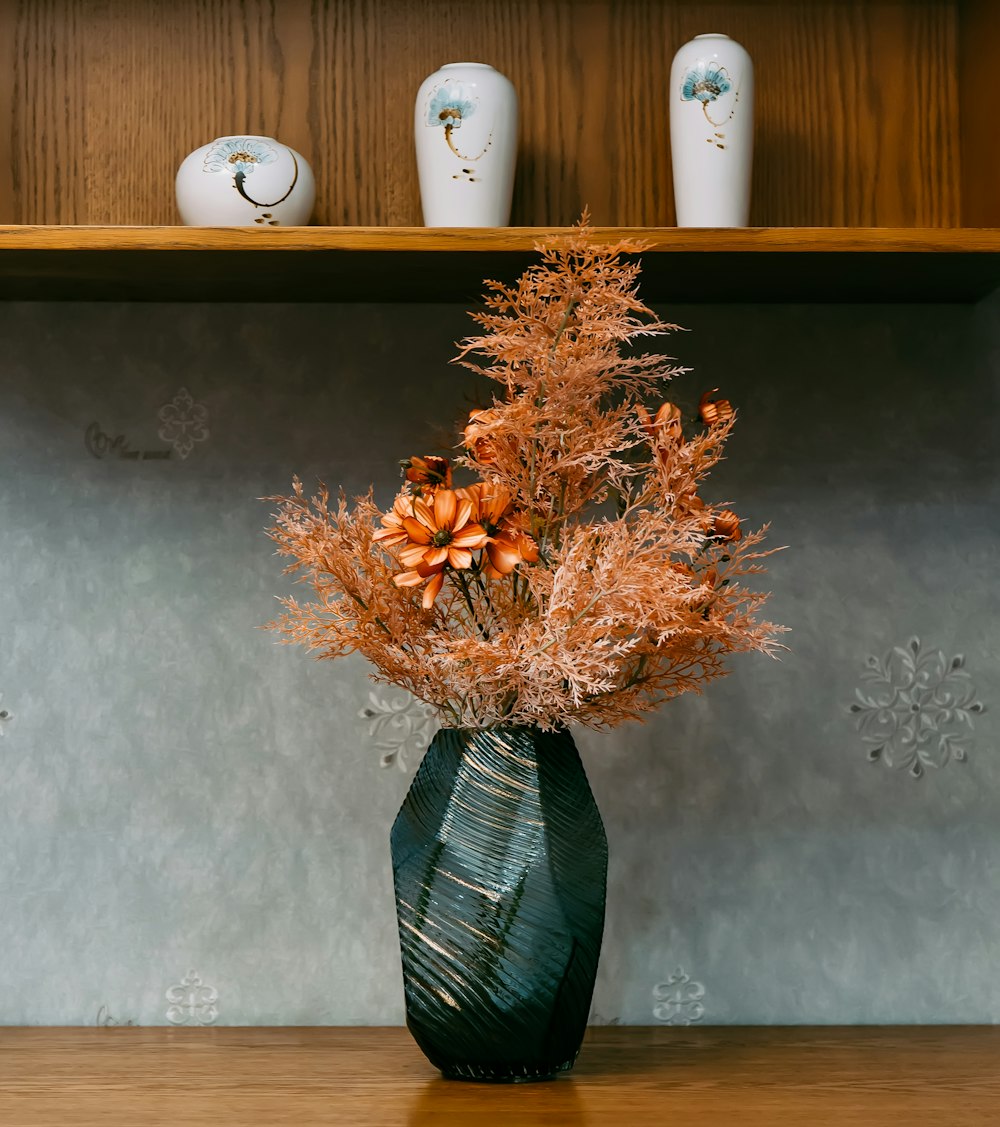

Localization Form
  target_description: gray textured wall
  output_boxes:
[0,295,996,1027]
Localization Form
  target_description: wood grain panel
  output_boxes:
[2,0,89,225]
[959,0,1000,225]
[0,1,964,227]
[2,1026,1000,1126]
[649,1,960,227]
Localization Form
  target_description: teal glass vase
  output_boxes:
[390,726,608,1082]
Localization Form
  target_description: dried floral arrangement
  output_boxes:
[266,222,782,730]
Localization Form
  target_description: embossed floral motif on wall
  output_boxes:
[653,968,706,1025]
[157,388,209,460]
[849,637,986,778]
[359,691,435,772]
[165,971,218,1026]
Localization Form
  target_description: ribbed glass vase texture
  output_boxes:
[390,726,608,1082]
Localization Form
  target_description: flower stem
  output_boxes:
[346,590,395,641]
[454,570,489,641]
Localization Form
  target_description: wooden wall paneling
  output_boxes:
[312,0,402,227]
[654,0,959,227]
[0,0,967,228]
[2,0,90,224]
[958,0,1000,226]
[371,1,595,227]
[0,4,15,221]
[873,1,959,227]
[303,0,963,228]
[81,1,319,226]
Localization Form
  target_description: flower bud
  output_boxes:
[401,455,452,492]
[463,409,501,465]
[699,389,734,426]
[712,509,742,542]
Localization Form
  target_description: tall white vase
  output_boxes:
[414,63,518,227]
[175,135,315,226]
[669,34,754,227]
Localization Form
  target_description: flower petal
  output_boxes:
[516,533,540,563]
[454,498,473,530]
[486,539,521,576]
[447,547,473,570]
[412,496,435,529]
[372,527,407,545]
[399,543,431,567]
[456,483,480,508]
[393,569,423,588]
[401,517,432,545]
[451,523,488,548]
[434,489,458,529]
[424,546,450,567]
[422,570,445,609]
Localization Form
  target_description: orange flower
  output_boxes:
[463,408,502,465]
[699,389,734,426]
[372,492,414,548]
[637,402,683,445]
[393,558,447,609]
[393,489,488,607]
[679,491,713,533]
[461,483,539,578]
[401,455,452,493]
[712,509,742,542]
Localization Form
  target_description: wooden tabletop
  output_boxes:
[2,1025,998,1126]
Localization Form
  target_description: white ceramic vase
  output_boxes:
[669,34,754,227]
[414,63,518,227]
[175,135,315,226]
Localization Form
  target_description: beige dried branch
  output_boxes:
[265,219,785,731]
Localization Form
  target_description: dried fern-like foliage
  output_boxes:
[266,222,783,730]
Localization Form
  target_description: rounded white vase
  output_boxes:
[414,63,518,227]
[175,135,315,226]
[669,34,754,227]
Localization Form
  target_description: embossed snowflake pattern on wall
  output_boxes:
[157,388,209,459]
[652,968,706,1025]
[165,971,218,1025]
[849,637,986,778]
[359,691,436,772]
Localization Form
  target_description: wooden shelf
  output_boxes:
[2,226,1000,303]
[2,1025,999,1125]
[1,1,994,231]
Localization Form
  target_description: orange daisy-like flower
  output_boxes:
[401,455,452,493]
[393,489,488,607]
[712,508,742,542]
[372,492,414,548]
[460,483,540,578]
[463,408,502,465]
[699,389,734,426]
